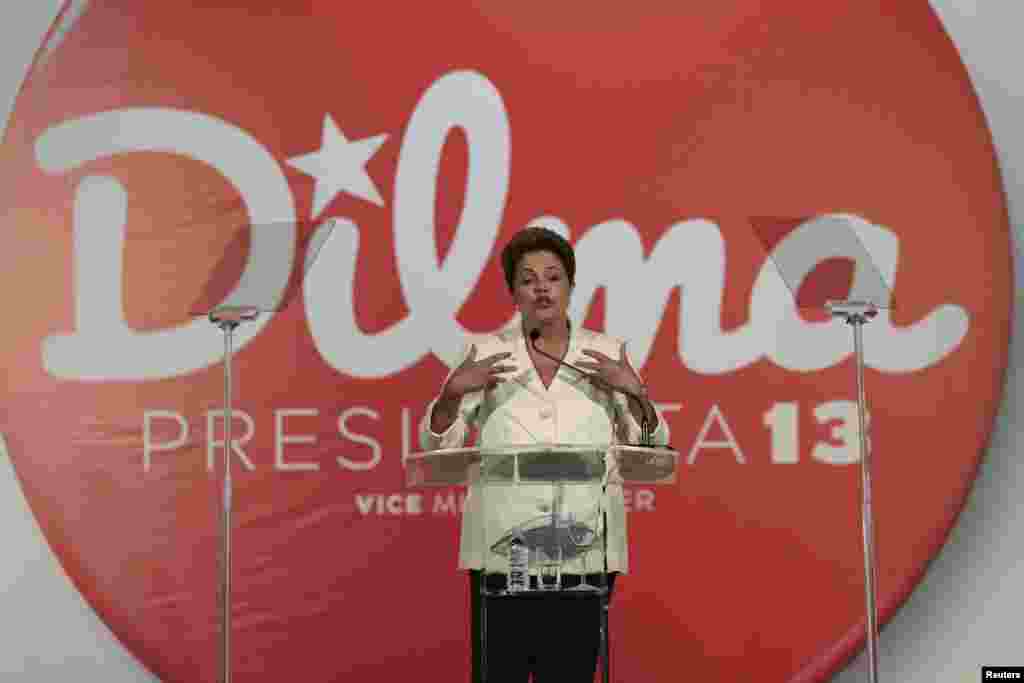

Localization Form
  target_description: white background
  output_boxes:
[1,1,1020,680]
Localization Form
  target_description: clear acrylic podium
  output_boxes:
[406,443,678,683]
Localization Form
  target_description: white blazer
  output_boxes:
[418,324,669,574]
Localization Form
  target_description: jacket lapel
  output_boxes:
[508,327,549,401]
[506,322,593,399]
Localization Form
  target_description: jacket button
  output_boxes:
[539,407,553,420]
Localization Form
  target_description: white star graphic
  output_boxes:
[287,115,388,217]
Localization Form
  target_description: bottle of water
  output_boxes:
[507,534,529,593]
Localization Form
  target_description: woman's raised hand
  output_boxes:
[442,346,518,398]
[577,345,644,396]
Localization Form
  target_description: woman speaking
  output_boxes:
[419,225,669,682]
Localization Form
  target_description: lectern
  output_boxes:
[406,443,678,683]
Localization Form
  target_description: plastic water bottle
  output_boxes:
[507,534,529,593]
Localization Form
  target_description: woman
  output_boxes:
[419,225,669,682]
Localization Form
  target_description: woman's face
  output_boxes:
[512,250,572,329]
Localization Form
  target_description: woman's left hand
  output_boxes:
[577,345,644,396]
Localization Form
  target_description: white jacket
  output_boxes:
[418,324,669,574]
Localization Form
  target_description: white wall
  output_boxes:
[1,1,1020,680]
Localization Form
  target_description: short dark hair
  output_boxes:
[501,226,576,293]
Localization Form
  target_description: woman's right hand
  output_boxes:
[442,346,517,398]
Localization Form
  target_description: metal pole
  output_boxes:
[827,299,881,683]
[852,319,880,683]
[480,579,487,683]
[204,305,256,683]
[601,506,610,683]
[220,321,236,683]
[601,594,610,683]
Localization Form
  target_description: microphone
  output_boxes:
[528,328,654,445]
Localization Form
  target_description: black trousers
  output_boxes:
[469,572,617,683]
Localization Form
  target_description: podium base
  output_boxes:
[471,571,615,683]
[479,572,611,597]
